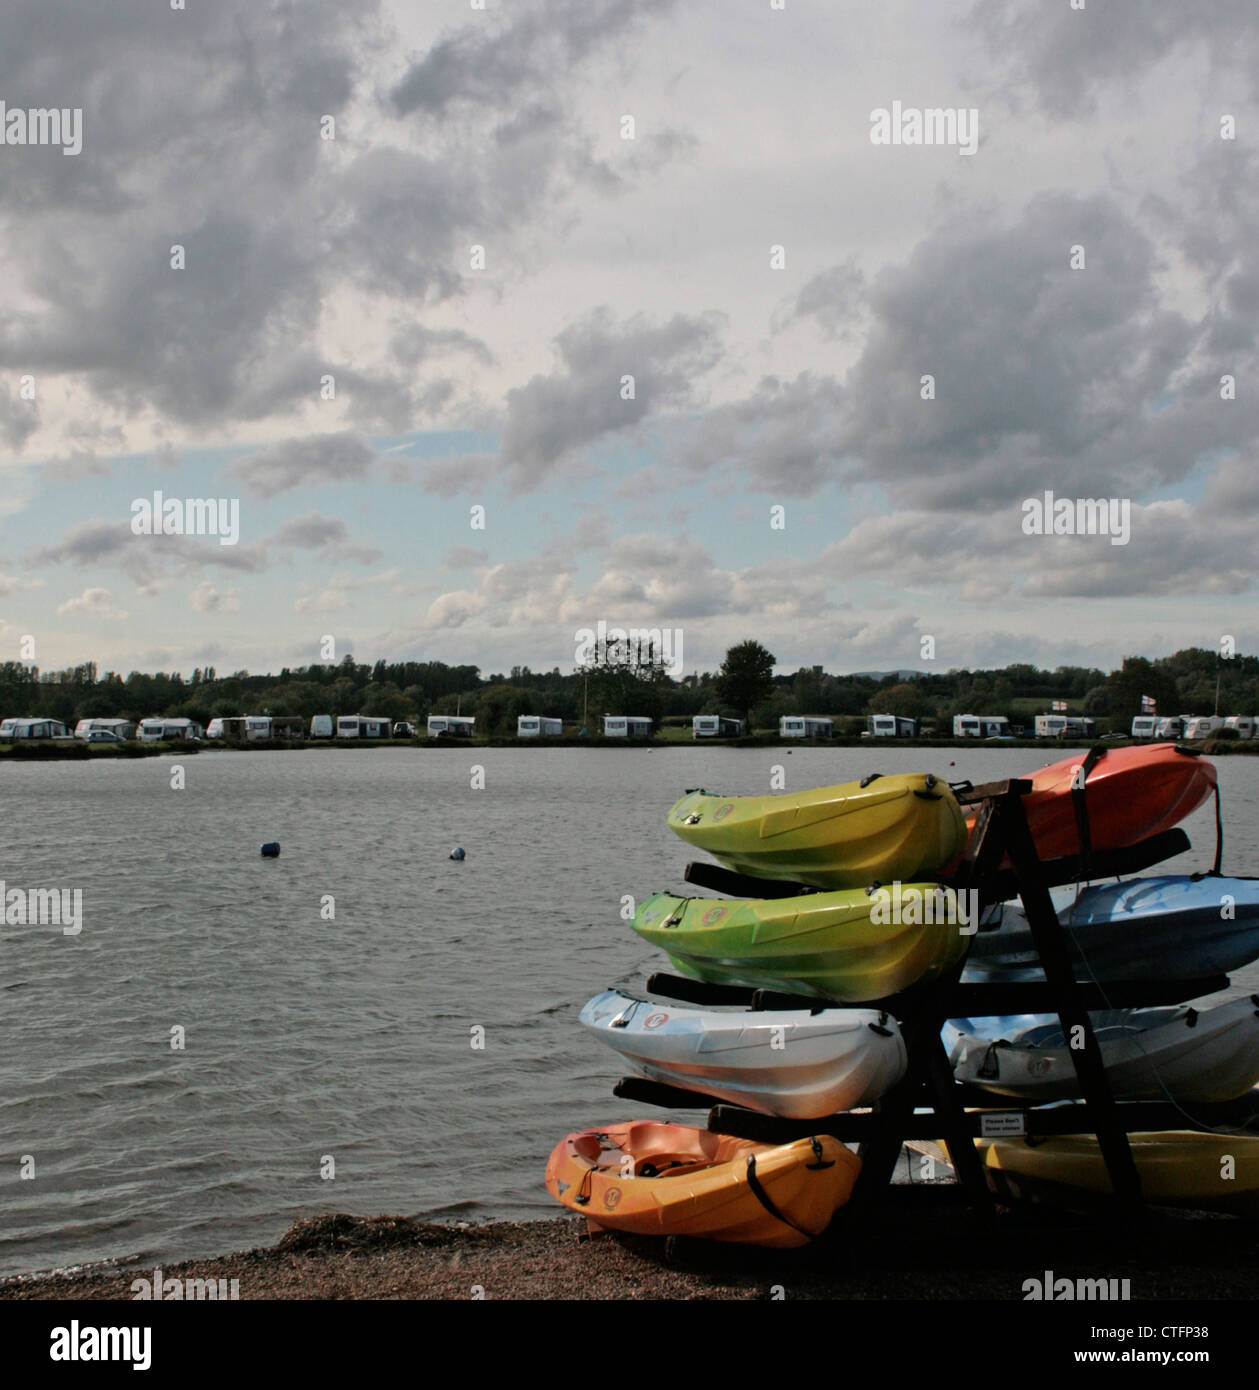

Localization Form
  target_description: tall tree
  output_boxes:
[717,640,776,731]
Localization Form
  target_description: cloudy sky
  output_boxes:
[1,0,1256,679]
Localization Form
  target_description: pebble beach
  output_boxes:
[5,1194,1259,1302]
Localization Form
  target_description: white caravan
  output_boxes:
[868,715,917,738]
[603,716,653,738]
[693,716,744,738]
[0,717,72,740]
[518,716,563,737]
[779,716,833,739]
[427,715,476,738]
[338,714,392,738]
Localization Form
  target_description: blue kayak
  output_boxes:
[961,874,1259,985]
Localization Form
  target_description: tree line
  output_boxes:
[1,645,1254,738]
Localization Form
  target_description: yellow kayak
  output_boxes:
[977,1131,1259,1217]
[667,773,967,890]
[632,885,972,1001]
[546,1121,859,1248]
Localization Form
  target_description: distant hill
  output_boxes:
[847,669,924,681]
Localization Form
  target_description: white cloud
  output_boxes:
[56,587,128,620]
[190,581,243,614]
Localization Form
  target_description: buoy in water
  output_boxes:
[261,842,281,858]
[450,847,466,861]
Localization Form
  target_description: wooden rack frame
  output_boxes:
[615,778,1246,1228]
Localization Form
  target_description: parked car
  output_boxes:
[86,730,123,743]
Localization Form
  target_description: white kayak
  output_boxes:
[948,996,1259,1103]
[578,988,908,1119]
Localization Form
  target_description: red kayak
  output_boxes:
[964,743,1216,863]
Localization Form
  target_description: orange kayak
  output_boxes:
[962,743,1215,864]
[545,1121,859,1248]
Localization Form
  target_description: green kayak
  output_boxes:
[632,885,972,1002]
[666,773,967,890]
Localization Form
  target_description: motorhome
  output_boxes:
[338,714,392,739]
[1183,716,1225,741]
[1130,715,1159,740]
[1034,714,1096,738]
[73,718,136,741]
[0,717,72,741]
[518,716,564,737]
[426,715,476,739]
[138,717,203,741]
[207,717,241,740]
[603,716,653,739]
[868,714,917,738]
[692,715,743,738]
[1225,716,1257,740]
[953,715,983,738]
[310,715,333,738]
[778,716,833,739]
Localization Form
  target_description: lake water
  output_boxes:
[1,745,1254,1276]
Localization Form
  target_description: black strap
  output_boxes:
[744,1138,832,1241]
[1213,782,1224,876]
[745,1154,815,1240]
[1070,745,1106,875]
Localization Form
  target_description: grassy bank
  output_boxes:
[3,735,1246,761]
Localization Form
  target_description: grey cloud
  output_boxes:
[391,324,493,368]
[26,517,269,594]
[420,452,499,498]
[971,0,1259,116]
[823,494,1259,602]
[0,0,675,448]
[271,513,349,549]
[442,546,489,570]
[229,433,376,498]
[495,308,725,491]
[834,192,1253,508]
[774,260,867,339]
[677,372,847,496]
[391,0,676,118]
[0,384,39,450]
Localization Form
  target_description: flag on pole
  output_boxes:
[1051,700,1067,712]
[1141,695,1156,713]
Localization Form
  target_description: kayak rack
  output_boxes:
[617,777,1230,1233]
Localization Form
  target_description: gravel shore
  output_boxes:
[5,1189,1259,1301]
